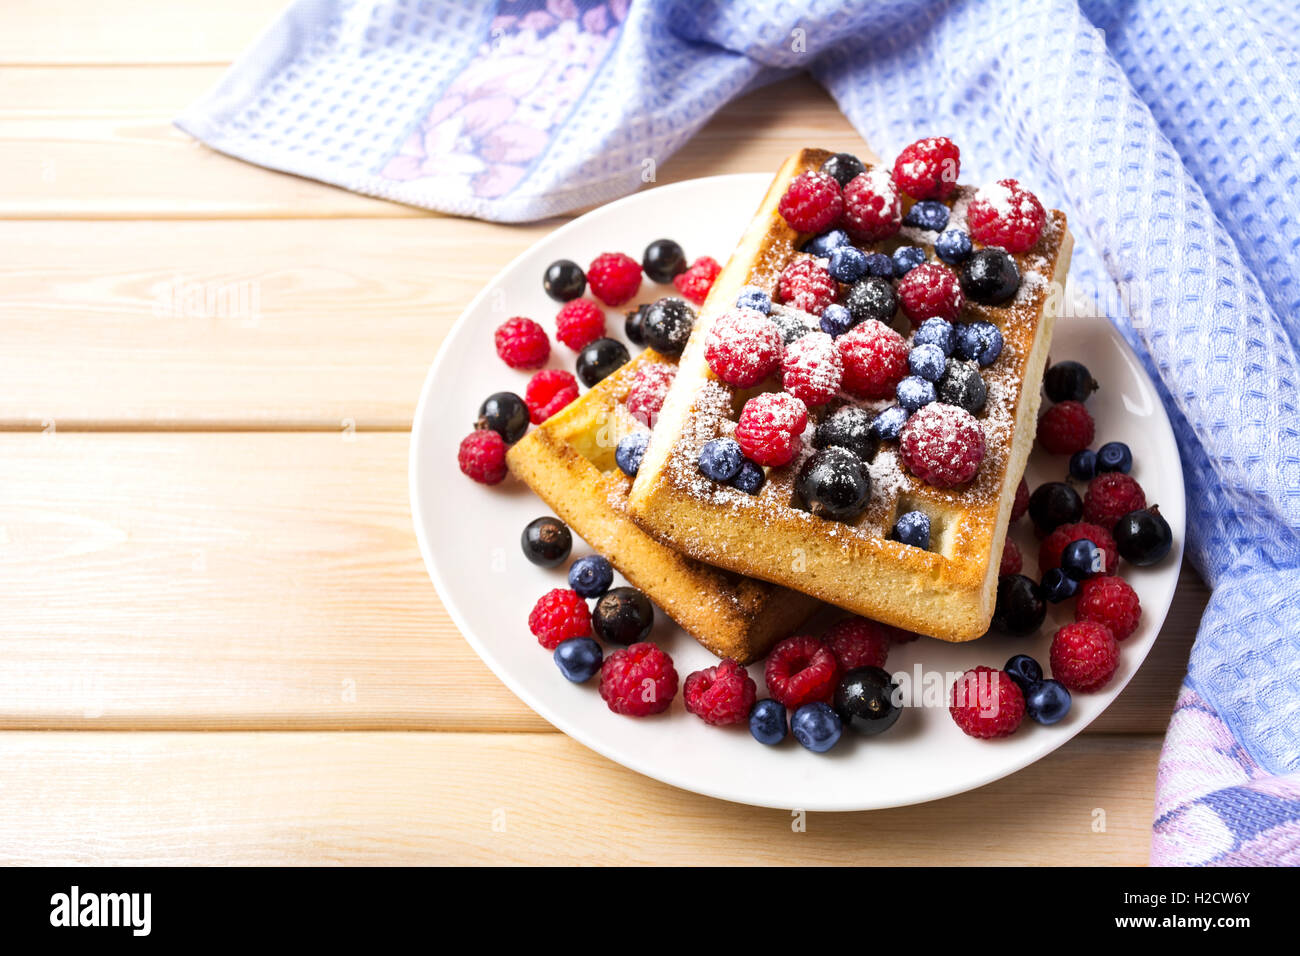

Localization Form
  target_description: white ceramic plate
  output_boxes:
[410,174,1185,812]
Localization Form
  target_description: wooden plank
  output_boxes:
[0,731,1160,865]
[0,431,1207,731]
[0,218,546,429]
[0,68,866,219]
[0,0,275,65]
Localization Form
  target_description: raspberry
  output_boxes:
[823,617,890,671]
[1038,521,1119,576]
[892,136,961,200]
[967,178,1046,254]
[683,658,757,726]
[1084,472,1147,529]
[1049,621,1119,692]
[734,391,808,467]
[525,368,579,424]
[836,319,909,399]
[458,430,508,485]
[1037,400,1094,454]
[674,256,721,305]
[528,588,591,649]
[1011,477,1030,521]
[705,309,783,388]
[1000,537,1023,577]
[764,636,839,709]
[841,169,902,241]
[599,642,678,716]
[950,666,1025,738]
[897,262,964,325]
[779,171,845,233]
[777,257,837,315]
[625,362,677,427]
[554,299,606,350]
[494,316,550,369]
[587,252,642,306]
[1076,576,1141,641]
[899,402,985,487]
[781,331,843,406]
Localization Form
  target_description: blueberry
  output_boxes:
[576,337,630,387]
[769,306,812,344]
[795,446,872,521]
[1028,481,1083,534]
[615,431,649,476]
[592,587,654,645]
[913,317,954,356]
[1004,654,1043,693]
[698,436,744,482]
[833,666,902,736]
[844,277,898,325]
[750,699,789,745]
[1043,360,1098,403]
[892,245,927,277]
[1061,538,1104,579]
[819,152,866,187]
[892,510,931,549]
[568,555,614,597]
[543,259,586,302]
[819,303,855,338]
[642,239,687,284]
[521,516,572,568]
[1113,507,1173,566]
[791,702,843,752]
[476,391,529,443]
[960,248,1021,305]
[934,228,973,264]
[554,637,603,683]
[863,251,895,278]
[735,286,772,314]
[1041,567,1079,602]
[624,303,650,345]
[954,321,1003,366]
[804,229,851,258]
[1069,448,1099,481]
[909,342,947,381]
[896,375,936,412]
[903,200,950,232]
[642,297,696,356]
[828,245,868,283]
[814,406,879,461]
[1024,679,1072,725]
[869,405,909,442]
[730,458,766,495]
[1097,441,1133,474]
[993,574,1047,636]
[936,358,987,414]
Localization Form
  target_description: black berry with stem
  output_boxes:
[476,391,529,443]
[1044,360,1099,403]
[1028,481,1083,534]
[521,516,572,568]
[1113,506,1173,566]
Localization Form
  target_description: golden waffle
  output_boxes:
[628,148,1074,641]
[506,348,819,663]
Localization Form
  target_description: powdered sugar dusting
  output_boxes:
[657,160,1067,564]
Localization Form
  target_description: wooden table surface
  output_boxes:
[0,0,1208,865]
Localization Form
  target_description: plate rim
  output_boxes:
[408,173,1187,812]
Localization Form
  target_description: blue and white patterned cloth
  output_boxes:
[180,0,1300,862]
